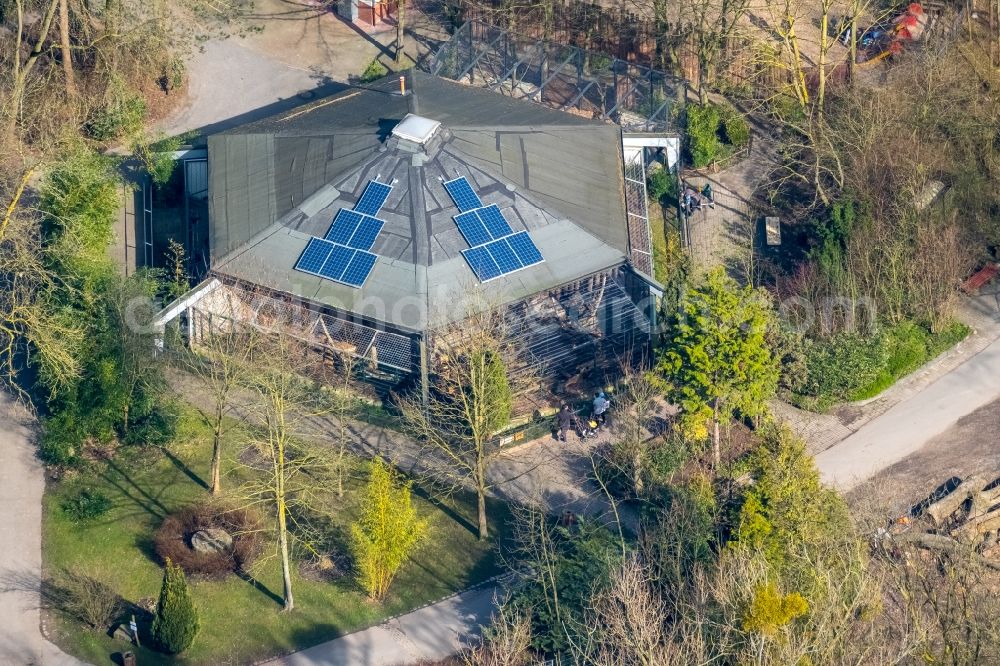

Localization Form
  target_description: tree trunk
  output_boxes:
[59,0,75,96]
[210,432,222,495]
[632,444,644,496]
[712,400,721,467]
[1,167,34,241]
[476,461,489,540]
[848,12,858,83]
[6,0,60,137]
[395,0,405,65]
[817,9,828,115]
[278,499,294,611]
[211,401,224,494]
[477,487,488,540]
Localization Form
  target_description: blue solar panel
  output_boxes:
[477,205,513,239]
[454,211,492,247]
[486,238,523,274]
[325,209,364,245]
[443,177,483,212]
[507,231,544,267]
[347,216,384,251]
[295,238,334,274]
[354,181,392,216]
[340,250,378,286]
[462,246,503,281]
[318,243,354,281]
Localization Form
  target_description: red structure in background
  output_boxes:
[858,3,930,66]
[355,0,394,26]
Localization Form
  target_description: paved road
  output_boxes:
[815,334,1000,491]
[266,585,497,666]
[0,394,87,666]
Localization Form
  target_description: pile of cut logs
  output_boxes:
[877,474,1000,570]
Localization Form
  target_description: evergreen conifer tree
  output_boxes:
[152,558,199,654]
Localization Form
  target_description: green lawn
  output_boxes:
[43,408,510,665]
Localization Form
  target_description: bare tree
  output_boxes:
[572,555,672,666]
[463,598,535,666]
[398,298,534,540]
[186,315,259,495]
[600,363,664,498]
[235,332,335,611]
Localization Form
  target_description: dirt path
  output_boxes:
[0,394,89,666]
[158,0,394,138]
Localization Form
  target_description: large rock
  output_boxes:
[190,528,233,554]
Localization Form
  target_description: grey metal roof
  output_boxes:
[208,71,630,331]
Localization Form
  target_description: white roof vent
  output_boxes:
[392,114,441,145]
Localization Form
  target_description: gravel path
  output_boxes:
[0,394,88,666]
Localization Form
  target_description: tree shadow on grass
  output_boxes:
[101,459,171,521]
[410,483,479,537]
[236,569,286,608]
[159,446,209,490]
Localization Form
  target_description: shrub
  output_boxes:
[646,166,678,205]
[351,458,427,601]
[687,103,722,168]
[743,582,809,635]
[86,80,147,141]
[792,332,888,409]
[642,475,717,587]
[511,520,623,652]
[122,406,178,447]
[597,436,688,502]
[40,411,85,466]
[720,106,750,148]
[44,568,122,632]
[152,559,199,654]
[153,503,263,578]
[61,489,113,523]
[358,58,388,83]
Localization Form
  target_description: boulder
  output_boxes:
[190,528,233,554]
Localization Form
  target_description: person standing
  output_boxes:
[701,183,715,209]
[592,392,610,427]
[557,404,574,442]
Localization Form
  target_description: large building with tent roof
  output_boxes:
[159,71,678,401]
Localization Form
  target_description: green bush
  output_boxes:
[152,558,200,654]
[511,520,622,652]
[647,167,678,205]
[40,412,86,466]
[720,106,750,148]
[122,407,178,447]
[785,320,971,409]
[686,103,723,168]
[86,84,147,141]
[358,58,388,83]
[61,489,113,523]
[794,332,888,409]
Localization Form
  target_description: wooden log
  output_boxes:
[892,532,1000,571]
[969,483,1000,519]
[925,474,988,526]
[952,507,1000,540]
